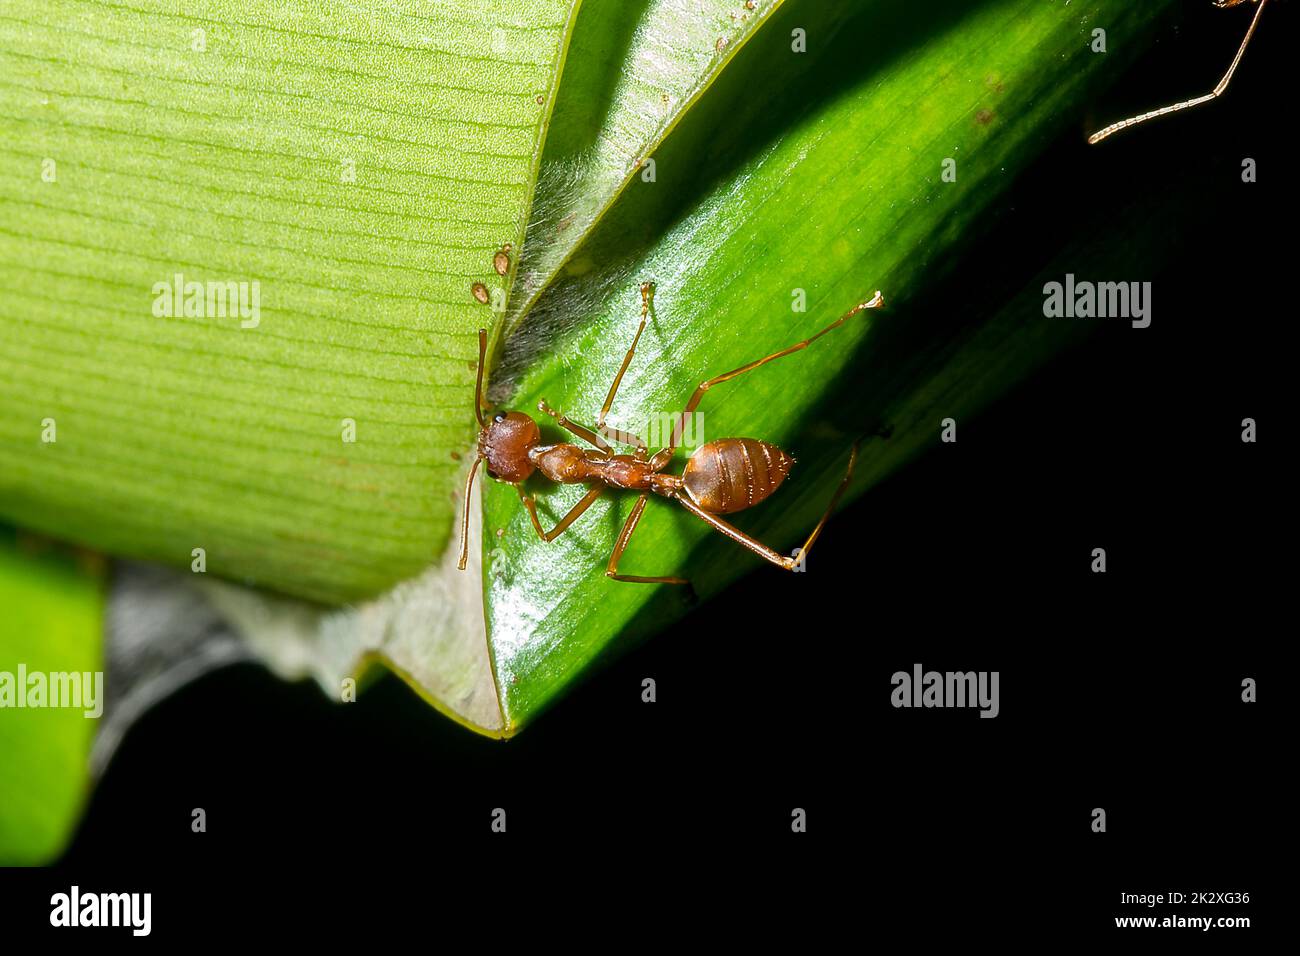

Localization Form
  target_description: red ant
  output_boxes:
[457,282,885,584]
[1089,0,1268,144]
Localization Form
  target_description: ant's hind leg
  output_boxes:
[672,441,860,571]
[605,493,690,585]
[650,293,883,468]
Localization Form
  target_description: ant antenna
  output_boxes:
[457,457,482,571]
[459,329,489,570]
[471,328,488,429]
[1089,0,1268,145]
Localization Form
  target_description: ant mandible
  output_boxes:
[457,282,885,585]
[1089,0,1268,144]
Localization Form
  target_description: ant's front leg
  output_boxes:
[518,485,604,542]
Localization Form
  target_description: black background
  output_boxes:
[4,1,1285,942]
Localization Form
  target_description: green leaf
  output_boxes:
[0,0,580,603]
[480,0,1178,730]
[0,530,104,864]
[507,0,788,329]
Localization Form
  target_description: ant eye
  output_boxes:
[486,466,499,479]
[493,412,507,423]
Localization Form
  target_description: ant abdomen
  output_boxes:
[682,438,794,515]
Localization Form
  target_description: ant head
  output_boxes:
[459,329,539,571]
[478,410,539,484]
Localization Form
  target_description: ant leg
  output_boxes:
[672,441,859,571]
[537,400,612,455]
[599,417,649,458]
[539,282,656,460]
[608,427,649,459]
[596,282,654,442]
[1089,0,1268,144]
[518,485,604,542]
[650,292,883,469]
[538,401,648,458]
[605,493,690,585]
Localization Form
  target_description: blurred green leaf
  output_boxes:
[0,530,104,864]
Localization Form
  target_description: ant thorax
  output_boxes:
[529,442,592,484]
[530,442,681,496]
